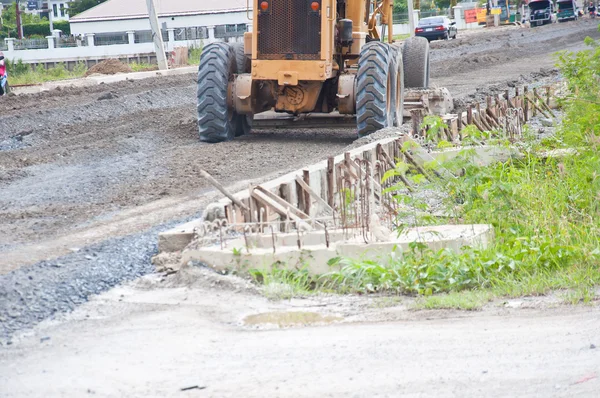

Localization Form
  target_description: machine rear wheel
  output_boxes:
[403,36,430,89]
[356,42,395,137]
[197,43,240,143]
[232,42,251,74]
[231,42,253,137]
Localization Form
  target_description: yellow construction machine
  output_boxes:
[197,0,433,142]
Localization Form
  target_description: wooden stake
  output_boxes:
[534,90,556,117]
[327,157,335,207]
[379,145,414,191]
[295,176,335,215]
[410,109,423,137]
[523,86,529,121]
[402,149,437,181]
[467,105,473,125]
[302,169,311,216]
[527,93,551,118]
[199,169,248,214]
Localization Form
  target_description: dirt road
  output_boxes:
[1,274,599,397]
[1,21,598,273]
[1,19,600,377]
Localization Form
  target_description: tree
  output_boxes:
[394,0,408,14]
[1,2,45,27]
[68,0,108,17]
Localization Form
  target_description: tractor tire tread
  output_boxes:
[403,36,430,89]
[231,42,250,74]
[356,41,393,137]
[197,42,236,143]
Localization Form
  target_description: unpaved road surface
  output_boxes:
[1,273,599,397]
[1,20,600,394]
[1,20,597,273]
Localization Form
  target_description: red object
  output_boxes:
[260,1,269,11]
[415,27,424,32]
[311,1,320,11]
[435,26,445,31]
[0,64,5,76]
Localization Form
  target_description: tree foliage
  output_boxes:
[68,0,108,17]
[1,3,45,27]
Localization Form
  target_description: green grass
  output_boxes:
[129,62,157,72]
[413,291,493,311]
[250,262,316,300]
[188,46,202,65]
[7,60,88,85]
[242,26,600,307]
[393,33,410,41]
[562,287,597,305]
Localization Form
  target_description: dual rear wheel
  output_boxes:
[356,37,430,137]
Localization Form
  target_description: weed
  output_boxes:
[321,29,600,299]
[413,290,493,311]
[392,34,410,41]
[188,46,203,65]
[7,60,88,85]
[250,262,316,300]
[129,62,157,72]
[562,287,597,305]
[249,29,600,304]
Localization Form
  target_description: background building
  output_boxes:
[69,0,250,41]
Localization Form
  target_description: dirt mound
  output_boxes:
[85,59,132,76]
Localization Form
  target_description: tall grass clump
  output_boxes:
[324,26,600,298]
[6,60,88,85]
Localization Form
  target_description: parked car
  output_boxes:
[415,16,457,41]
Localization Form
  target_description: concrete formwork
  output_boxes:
[181,224,494,275]
[159,137,516,254]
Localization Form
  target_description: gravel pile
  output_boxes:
[0,217,196,343]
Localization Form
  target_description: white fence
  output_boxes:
[5,10,491,66]
[3,26,246,65]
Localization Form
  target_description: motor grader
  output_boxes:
[197,0,432,143]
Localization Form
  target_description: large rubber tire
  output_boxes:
[356,41,395,137]
[231,42,252,137]
[197,42,237,143]
[231,42,250,74]
[402,36,430,89]
[390,44,405,127]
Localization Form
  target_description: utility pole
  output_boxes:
[49,3,53,32]
[16,0,23,39]
[408,0,415,37]
[145,0,168,70]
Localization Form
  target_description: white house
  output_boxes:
[69,0,251,41]
[48,0,70,21]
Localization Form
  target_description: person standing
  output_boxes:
[0,52,7,96]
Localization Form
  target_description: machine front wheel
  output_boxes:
[356,42,396,137]
[197,42,241,143]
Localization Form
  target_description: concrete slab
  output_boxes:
[180,224,493,276]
